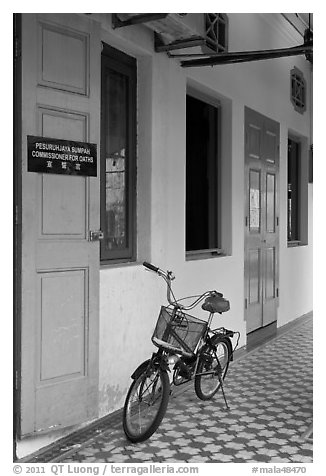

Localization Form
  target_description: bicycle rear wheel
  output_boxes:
[194,336,231,400]
[123,363,170,442]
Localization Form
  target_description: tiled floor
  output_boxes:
[57,315,313,464]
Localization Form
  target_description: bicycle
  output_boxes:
[122,261,240,443]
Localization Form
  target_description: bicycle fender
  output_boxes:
[224,337,233,361]
[216,336,233,361]
[131,359,151,379]
[131,356,169,379]
[206,336,233,362]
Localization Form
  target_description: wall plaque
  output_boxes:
[27,136,97,176]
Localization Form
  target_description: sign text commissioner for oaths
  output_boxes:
[27,136,97,177]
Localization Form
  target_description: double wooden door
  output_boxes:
[244,108,280,334]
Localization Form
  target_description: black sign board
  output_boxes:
[27,136,97,177]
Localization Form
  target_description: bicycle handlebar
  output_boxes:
[143,261,214,311]
[143,261,160,273]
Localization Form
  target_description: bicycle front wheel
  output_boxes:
[195,336,232,401]
[123,363,170,443]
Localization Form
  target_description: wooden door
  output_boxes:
[20,13,100,435]
[244,107,280,334]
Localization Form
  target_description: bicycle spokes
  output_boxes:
[124,367,169,439]
[194,337,231,403]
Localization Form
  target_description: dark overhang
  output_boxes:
[110,13,313,66]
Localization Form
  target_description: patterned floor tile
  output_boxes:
[57,315,313,464]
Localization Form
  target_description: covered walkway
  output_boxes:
[21,314,313,463]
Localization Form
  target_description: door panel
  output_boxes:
[266,173,276,233]
[39,107,88,238]
[38,21,89,94]
[265,247,276,300]
[249,249,261,304]
[20,13,100,435]
[245,107,279,334]
[249,169,261,232]
[264,130,278,164]
[39,270,86,381]
[248,123,262,160]
[41,175,87,237]
[39,107,88,141]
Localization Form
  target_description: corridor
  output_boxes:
[22,314,312,464]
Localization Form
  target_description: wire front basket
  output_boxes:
[152,306,207,357]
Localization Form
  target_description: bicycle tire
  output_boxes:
[123,363,170,443]
[194,335,232,401]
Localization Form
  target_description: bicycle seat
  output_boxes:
[202,295,230,314]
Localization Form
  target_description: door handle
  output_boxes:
[89,230,104,242]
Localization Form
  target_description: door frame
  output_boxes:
[13,12,22,455]
[244,106,280,335]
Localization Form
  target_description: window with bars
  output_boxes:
[205,13,228,52]
[290,67,306,114]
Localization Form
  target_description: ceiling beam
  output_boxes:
[155,34,206,52]
[181,44,312,67]
[112,13,168,29]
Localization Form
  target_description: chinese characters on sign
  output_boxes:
[27,136,97,176]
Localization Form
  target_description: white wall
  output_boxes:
[97,13,313,416]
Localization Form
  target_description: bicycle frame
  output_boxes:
[169,327,228,383]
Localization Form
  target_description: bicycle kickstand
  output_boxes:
[217,370,230,410]
[219,378,230,410]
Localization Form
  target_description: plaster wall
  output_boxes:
[98,13,313,416]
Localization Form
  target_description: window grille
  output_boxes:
[205,13,228,52]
